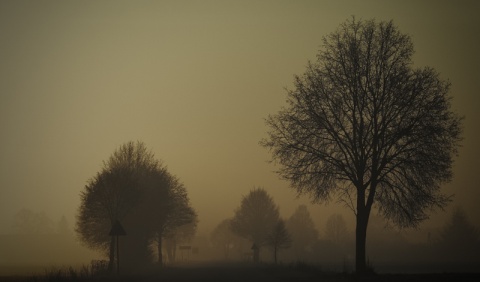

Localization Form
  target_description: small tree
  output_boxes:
[286,205,318,259]
[211,219,241,260]
[438,208,479,262]
[163,207,198,264]
[76,141,159,271]
[231,187,280,261]
[148,172,197,265]
[441,208,478,243]
[262,18,463,273]
[325,214,349,245]
[266,219,292,263]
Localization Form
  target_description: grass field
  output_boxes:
[0,262,479,282]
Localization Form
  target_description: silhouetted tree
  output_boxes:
[438,208,479,262]
[76,141,159,271]
[231,188,280,261]
[262,18,463,273]
[441,208,478,243]
[325,214,349,245]
[211,219,241,260]
[163,200,197,264]
[144,171,197,266]
[286,205,318,260]
[76,141,193,272]
[266,219,292,263]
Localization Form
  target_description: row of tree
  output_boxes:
[211,200,479,270]
[11,208,70,235]
[76,141,197,273]
[211,188,342,263]
[210,190,351,264]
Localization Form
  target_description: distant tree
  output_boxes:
[145,174,197,266]
[441,208,478,243]
[325,214,349,245]
[262,18,463,273]
[211,219,239,260]
[76,141,193,272]
[119,165,178,270]
[76,141,159,271]
[164,220,197,263]
[12,208,54,235]
[162,194,198,264]
[56,215,70,235]
[231,188,280,261]
[266,219,292,263]
[137,169,197,266]
[286,205,318,259]
[438,208,479,262]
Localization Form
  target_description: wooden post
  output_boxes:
[116,235,120,275]
[109,220,126,275]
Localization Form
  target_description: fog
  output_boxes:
[1,0,479,275]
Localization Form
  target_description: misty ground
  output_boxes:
[1,262,479,282]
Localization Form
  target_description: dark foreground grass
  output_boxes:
[1,262,479,282]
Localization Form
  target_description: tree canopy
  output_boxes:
[325,213,349,245]
[12,208,54,235]
[262,18,463,273]
[211,218,243,260]
[286,205,318,259]
[439,208,479,262]
[231,188,279,249]
[76,141,196,271]
[265,219,292,263]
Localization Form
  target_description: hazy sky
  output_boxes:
[1,0,479,239]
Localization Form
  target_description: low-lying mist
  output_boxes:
[1,205,479,276]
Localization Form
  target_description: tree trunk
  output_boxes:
[274,247,277,264]
[355,212,368,274]
[355,182,376,275]
[172,238,177,262]
[355,188,368,274]
[166,243,172,263]
[166,238,176,263]
[157,234,163,266]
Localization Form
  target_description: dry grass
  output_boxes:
[1,262,479,282]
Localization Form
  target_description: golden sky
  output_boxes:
[1,0,479,237]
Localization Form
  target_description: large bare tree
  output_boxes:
[261,18,462,273]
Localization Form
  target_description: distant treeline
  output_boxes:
[0,233,98,271]
[207,204,480,273]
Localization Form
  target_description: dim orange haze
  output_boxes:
[0,0,479,272]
